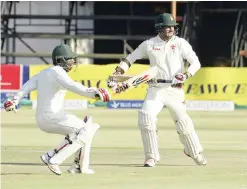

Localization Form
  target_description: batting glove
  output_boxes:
[4,99,19,112]
[95,88,111,102]
[171,72,191,88]
[112,83,129,94]
[107,76,117,88]
[107,69,123,88]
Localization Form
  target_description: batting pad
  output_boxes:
[50,123,100,165]
[73,149,81,164]
[138,110,159,161]
[73,115,94,164]
[176,115,203,158]
[49,134,83,165]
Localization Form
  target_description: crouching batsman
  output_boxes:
[4,44,111,175]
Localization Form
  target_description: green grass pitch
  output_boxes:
[1,108,247,189]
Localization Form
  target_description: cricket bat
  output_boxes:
[109,75,133,82]
[112,66,158,94]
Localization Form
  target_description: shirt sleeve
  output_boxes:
[53,68,96,98]
[118,41,148,72]
[180,39,201,76]
[13,75,37,103]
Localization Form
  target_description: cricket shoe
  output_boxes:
[40,154,62,176]
[144,159,156,167]
[68,163,95,174]
[68,163,81,174]
[184,150,207,166]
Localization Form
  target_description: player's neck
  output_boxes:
[158,34,173,42]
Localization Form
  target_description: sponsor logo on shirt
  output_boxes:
[152,47,161,51]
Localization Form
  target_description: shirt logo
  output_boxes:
[170,44,176,51]
[152,47,161,51]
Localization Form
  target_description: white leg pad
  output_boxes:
[79,123,100,173]
[49,123,100,165]
[73,149,81,164]
[176,115,203,158]
[80,142,92,173]
[73,115,93,164]
[138,110,159,161]
[178,132,203,154]
[49,133,82,165]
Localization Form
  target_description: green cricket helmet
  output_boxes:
[52,44,77,72]
[155,13,178,33]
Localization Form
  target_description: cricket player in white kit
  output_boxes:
[4,44,111,175]
[108,13,207,167]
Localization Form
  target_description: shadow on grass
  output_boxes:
[1,173,35,175]
[1,162,194,167]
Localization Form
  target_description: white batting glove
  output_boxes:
[172,72,191,88]
[112,83,129,94]
[107,69,123,88]
[4,99,19,112]
[107,76,117,88]
[95,88,111,102]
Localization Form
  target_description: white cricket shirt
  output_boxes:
[119,35,201,82]
[14,66,96,117]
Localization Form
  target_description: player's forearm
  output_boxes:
[116,58,132,74]
[55,69,96,98]
[13,76,37,103]
[117,43,146,74]
[13,91,24,104]
[181,39,201,76]
[61,81,96,98]
[14,89,32,104]
[13,89,32,104]
[187,59,201,76]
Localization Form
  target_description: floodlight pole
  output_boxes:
[171,1,177,20]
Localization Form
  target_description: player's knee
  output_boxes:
[138,110,156,130]
[176,115,194,135]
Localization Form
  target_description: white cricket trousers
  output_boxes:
[36,112,85,136]
[142,86,186,122]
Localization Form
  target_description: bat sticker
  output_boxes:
[131,75,149,87]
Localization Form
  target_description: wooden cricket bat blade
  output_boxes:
[109,75,133,82]
[113,66,158,93]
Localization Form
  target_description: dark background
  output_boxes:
[93,1,247,66]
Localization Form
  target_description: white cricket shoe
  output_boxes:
[193,154,207,166]
[144,159,156,167]
[68,163,81,174]
[81,168,95,174]
[184,150,207,166]
[68,163,95,174]
[47,163,62,175]
[40,154,62,175]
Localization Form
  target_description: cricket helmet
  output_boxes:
[155,13,178,33]
[52,44,77,72]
